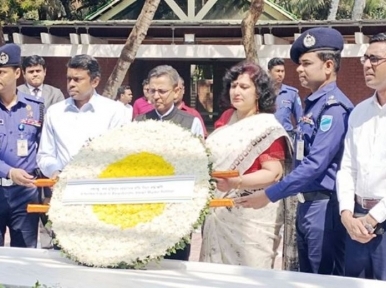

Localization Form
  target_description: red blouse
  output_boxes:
[214,109,286,175]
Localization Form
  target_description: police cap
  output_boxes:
[0,44,21,67]
[290,27,344,64]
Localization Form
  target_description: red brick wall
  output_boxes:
[283,58,373,105]
[33,57,374,106]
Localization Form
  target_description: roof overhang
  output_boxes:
[3,20,385,41]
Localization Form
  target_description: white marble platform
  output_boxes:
[0,247,384,288]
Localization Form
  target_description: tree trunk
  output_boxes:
[241,0,264,63]
[327,0,340,20]
[0,22,5,46]
[102,0,161,98]
[351,0,366,20]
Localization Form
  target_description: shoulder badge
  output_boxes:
[320,115,333,132]
[303,33,316,48]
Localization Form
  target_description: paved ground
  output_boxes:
[5,228,282,269]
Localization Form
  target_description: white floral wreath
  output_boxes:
[48,120,212,268]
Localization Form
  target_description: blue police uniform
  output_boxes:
[0,44,43,248]
[274,84,303,134]
[265,28,354,275]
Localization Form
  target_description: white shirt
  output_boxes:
[155,105,204,137]
[27,83,43,99]
[37,94,131,178]
[337,94,386,223]
[117,101,133,120]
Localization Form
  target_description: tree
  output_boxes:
[0,23,4,46]
[0,0,44,22]
[327,0,340,20]
[102,0,161,99]
[241,0,264,63]
[351,0,366,19]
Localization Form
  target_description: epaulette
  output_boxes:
[326,96,340,106]
[24,95,44,105]
[18,90,43,105]
[283,84,299,93]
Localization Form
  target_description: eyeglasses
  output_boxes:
[148,88,172,96]
[360,55,386,66]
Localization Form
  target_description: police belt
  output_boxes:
[297,190,332,202]
[0,178,15,187]
[0,170,38,187]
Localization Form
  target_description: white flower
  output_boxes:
[48,120,211,268]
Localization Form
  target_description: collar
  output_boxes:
[372,92,386,111]
[65,92,98,112]
[26,83,43,92]
[178,101,188,110]
[0,92,29,110]
[278,84,287,94]
[306,81,337,102]
[155,104,175,119]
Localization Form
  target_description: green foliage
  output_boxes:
[272,0,329,20]
[0,0,43,23]
[271,0,386,20]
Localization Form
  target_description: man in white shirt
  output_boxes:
[37,54,130,248]
[337,32,386,280]
[115,85,133,120]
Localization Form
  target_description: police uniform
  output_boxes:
[274,84,303,136]
[0,44,43,248]
[265,28,354,275]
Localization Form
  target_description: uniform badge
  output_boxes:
[303,33,316,48]
[320,115,333,132]
[301,116,314,125]
[0,52,9,65]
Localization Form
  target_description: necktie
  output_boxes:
[33,88,40,99]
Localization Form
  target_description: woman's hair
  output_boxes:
[220,61,276,113]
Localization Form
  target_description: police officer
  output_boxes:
[268,57,303,138]
[234,27,354,275]
[0,44,43,248]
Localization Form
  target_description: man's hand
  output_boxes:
[234,190,270,209]
[341,210,376,244]
[8,168,35,188]
[50,170,61,180]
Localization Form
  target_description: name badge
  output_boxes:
[296,139,304,161]
[17,139,28,157]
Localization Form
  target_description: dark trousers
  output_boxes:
[345,203,386,280]
[164,234,192,261]
[296,196,345,275]
[0,186,39,248]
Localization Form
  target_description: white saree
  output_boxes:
[200,113,291,268]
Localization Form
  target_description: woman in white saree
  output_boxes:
[200,61,292,269]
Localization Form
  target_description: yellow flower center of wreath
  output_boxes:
[92,152,174,229]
